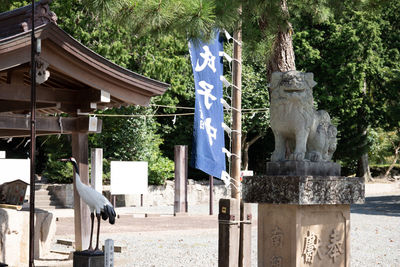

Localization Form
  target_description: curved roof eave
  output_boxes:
[0,23,169,106]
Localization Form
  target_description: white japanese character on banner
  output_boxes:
[204,118,217,146]
[195,45,216,73]
[200,120,205,129]
[197,81,217,110]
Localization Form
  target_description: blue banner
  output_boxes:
[189,32,225,179]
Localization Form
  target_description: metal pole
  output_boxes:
[231,26,242,201]
[29,1,37,266]
[209,175,214,215]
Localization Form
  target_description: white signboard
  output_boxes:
[0,159,30,185]
[110,161,148,195]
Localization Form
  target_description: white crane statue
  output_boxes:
[60,157,116,252]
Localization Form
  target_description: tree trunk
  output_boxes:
[357,153,373,181]
[384,142,400,179]
[266,0,296,79]
[242,134,263,171]
[243,142,249,171]
[356,81,373,181]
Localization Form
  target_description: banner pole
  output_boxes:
[232,6,243,267]
[209,175,214,215]
[231,18,242,201]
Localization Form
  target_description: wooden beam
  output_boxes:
[0,47,30,72]
[0,84,78,103]
[0,115,102,133]
[79,88,111,103]
[0,100,59,113]
[7,69,25,84]
[0,85,112,113]
[0,129,61,138]
[57,103,97,114]
[77,116,102,133]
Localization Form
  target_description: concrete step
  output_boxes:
[35,194,52,201]
[25,200,64,210]
[34,187,60,209]
[35,189,50,194]
[35,199,52,205]
[32,183,68,209]
[36,205,56,210]
[35,183,49,190]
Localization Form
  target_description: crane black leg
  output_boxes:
[95,213,101,251]
[88,212,94,251]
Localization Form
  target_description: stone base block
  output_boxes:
[243,175,364,205]
[73,251,104,267]
[266,161,341,176]
[0,208,56,266]
[258,204,349,267]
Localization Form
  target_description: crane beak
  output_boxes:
[58,158,69,162]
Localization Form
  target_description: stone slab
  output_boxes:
[242,175,364,204]
[266,161,341,176]
[258,204,350,267]
[0,208,56,266]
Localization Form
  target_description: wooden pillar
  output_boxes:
[174,145,188,214]
[90,148,103,193]
[72,132,90,251]
[218,198,240,267]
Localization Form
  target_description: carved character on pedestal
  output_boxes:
[269,70,337,162]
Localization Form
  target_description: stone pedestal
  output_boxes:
[266,161,341,176]
[258,204,349,267]
[242,172,364,267]
[73,251,104,267]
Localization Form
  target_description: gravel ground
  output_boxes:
[350,195,400,267]
[36,194,400,267]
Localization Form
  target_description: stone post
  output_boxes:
[90,148,103,193]
[174,145,188,214]
[239,202,252,267]
[104,239,114,267]
[242,162,365,267]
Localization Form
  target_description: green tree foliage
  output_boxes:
[0,0,175,184]
[0,0,29,12]
[52,1,175,184]
[51,1,133,68]
[369,129,399,165]
[39,135,73,183]
[3,0,400,178]
[222,43,270,170]
[292,2,399,174]
[127,35,196,160]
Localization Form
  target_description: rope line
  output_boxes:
[88,109,268,118]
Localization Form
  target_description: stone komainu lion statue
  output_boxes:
[269,70,337,162]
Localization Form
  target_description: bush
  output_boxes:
[369,164,400,178]
[148,156,174,185]
[42,158,73,184]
